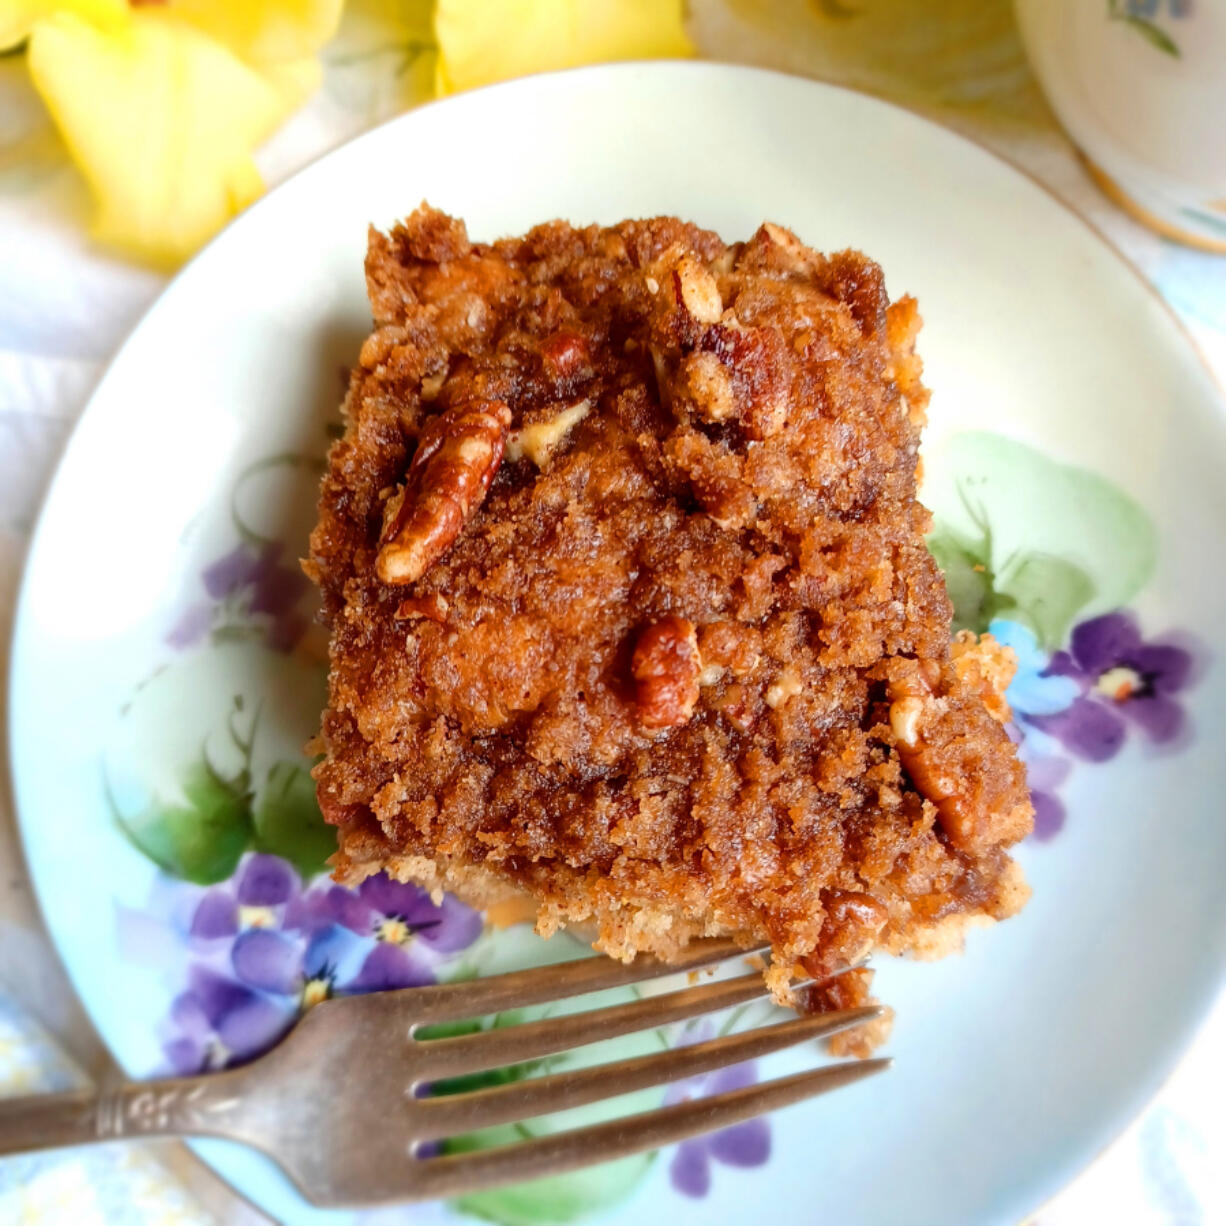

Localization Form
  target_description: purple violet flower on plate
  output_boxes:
[667,1060,770,1198]
[1027,612,1196,762]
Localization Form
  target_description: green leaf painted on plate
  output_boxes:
[924,432,1157,649]
[252,761,335,878]
[998,553,1096,649]
[927,526,1015,635]
[115,759,253,885]
[106,646,329,880]
[446,1144,655,1226]
[441,971,667,1224]
[420,1016,550,1098]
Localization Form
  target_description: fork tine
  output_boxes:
[412,1005,880,1139]
[405,938,767,1027]
[410,971,789,1079]
[410,1057,891,1200]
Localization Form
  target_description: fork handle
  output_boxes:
[0,1088,112,1155]
[0,1076,244,1157]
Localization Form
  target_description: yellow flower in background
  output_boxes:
[1,0,691,266]
[433,0,692,94]
[0,0,124,46]
[165,0,344,65]
[3,0,342,267]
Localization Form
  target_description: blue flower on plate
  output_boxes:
[988,618,1079,719]
[988,620,1078,843]
[229,921,363,1002]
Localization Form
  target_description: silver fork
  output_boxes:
[0,941,888,1206]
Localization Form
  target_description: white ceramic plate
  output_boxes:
[9,63,1226,1226]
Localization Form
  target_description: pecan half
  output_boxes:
[887,665,958,821]
[376,400,511,585]
[886,660,1032,854]
[632,616,702,729]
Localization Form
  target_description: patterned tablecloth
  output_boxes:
[1,2,1224,1222]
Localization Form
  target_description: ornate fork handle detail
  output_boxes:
[0,1075,246,1156]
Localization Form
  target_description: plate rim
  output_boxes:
[7,58,1226,1224]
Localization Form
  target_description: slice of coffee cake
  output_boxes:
[307,206,1032,1033]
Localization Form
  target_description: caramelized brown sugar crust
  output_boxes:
[308,206,1033,1006]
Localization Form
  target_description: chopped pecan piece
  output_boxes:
[631,616,702,729]
[540,331,593,381]
[376,400,511,585]
[818,890,889,969]
[713,682,755,733]
[394,593,449,623]
[765,669,803,710]
[804,966,894,1059]
[505,400,591,467]
[697,322,789,439]
[759,221,815,273]
[358,324,409,369]
[682,350,735,423]
[887,666,964,833]
[673,254,723,324]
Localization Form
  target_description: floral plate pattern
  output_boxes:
[10,65,1226,1226]
[102,420,1204,1226]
